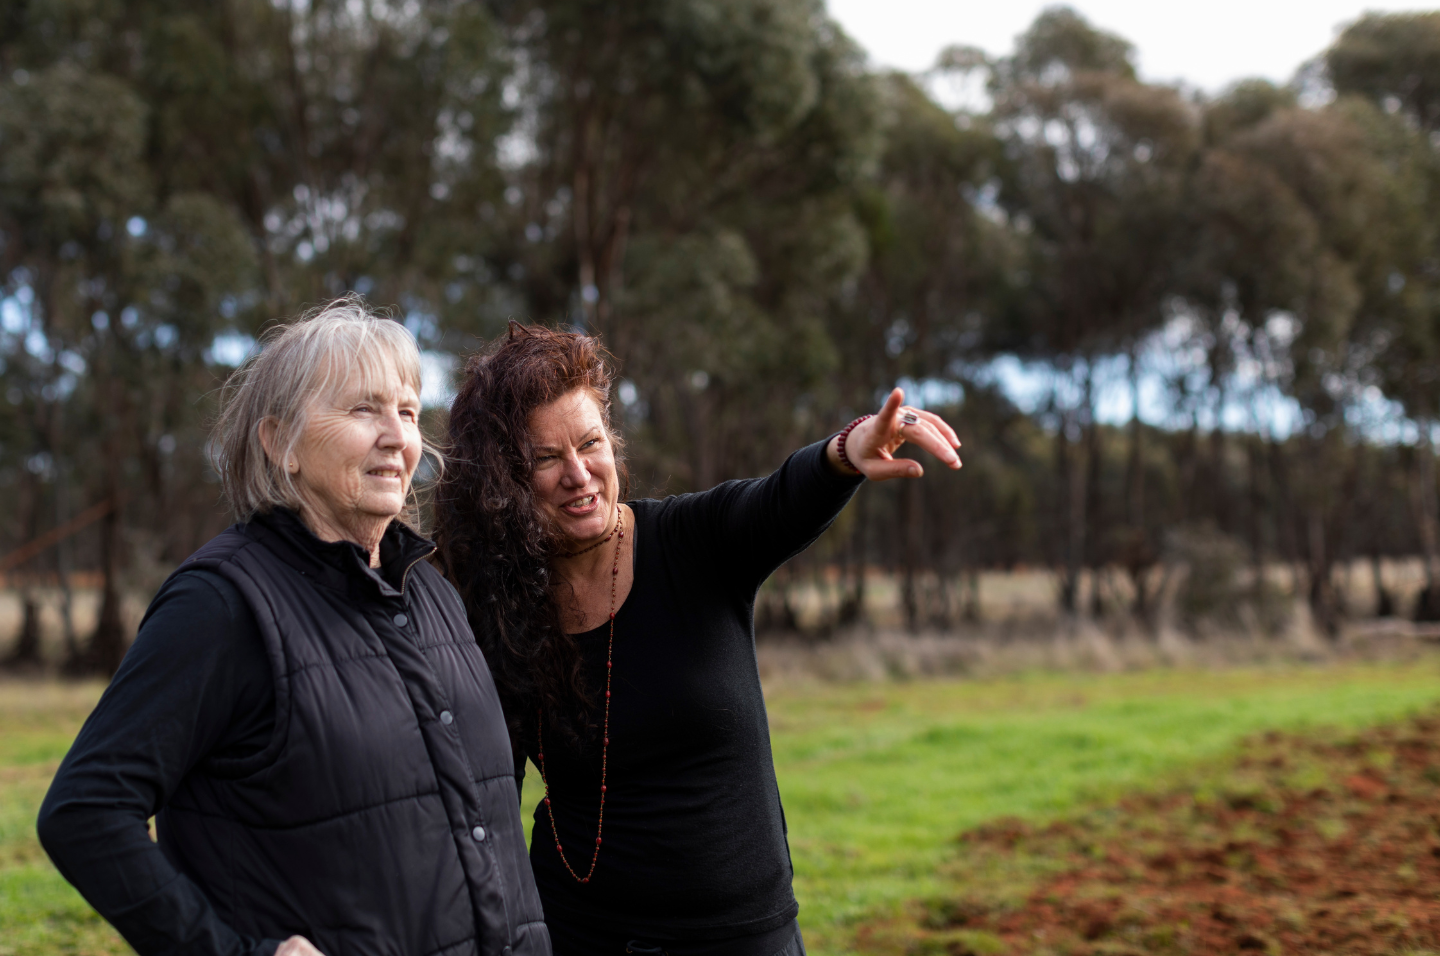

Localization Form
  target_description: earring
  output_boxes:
[287,460,298,473]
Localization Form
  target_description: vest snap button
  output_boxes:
[471,825,486,842]
[393,613,408,627]
[440,710,454,726]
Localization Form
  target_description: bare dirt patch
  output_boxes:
[857,713,1440,955]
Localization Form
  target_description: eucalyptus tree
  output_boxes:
[1327,12,1440,132]
[496,0,881,489]
[988,6,1199,615]
[0,0,529,667]
[830,69,1015,628]
[1181,82,1417,632]
[1179,82,1322,601]
[0,49,264,670]
[1326,12,1440,618]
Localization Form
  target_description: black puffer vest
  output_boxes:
[157,510,550,956]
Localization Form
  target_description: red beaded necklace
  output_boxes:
[536,503,623,884]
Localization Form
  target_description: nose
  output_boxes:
[376,407,409,450]
[559,451,590,488]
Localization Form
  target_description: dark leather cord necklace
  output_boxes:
[557,505,621,558]
[537,503,623,884]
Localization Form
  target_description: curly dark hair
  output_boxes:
[433,322,627,748]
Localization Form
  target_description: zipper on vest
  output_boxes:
[399,546,437,596]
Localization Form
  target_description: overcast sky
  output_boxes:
[826,1,1430,93]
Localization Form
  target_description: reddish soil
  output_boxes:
[864,714,1440,955]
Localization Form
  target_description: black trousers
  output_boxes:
[546,917,805,956]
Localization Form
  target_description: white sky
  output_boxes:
[826,0,1431,93]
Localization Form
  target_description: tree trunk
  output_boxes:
[962,568,981,624]
[79,500,128,675]
[1208,398,1229,533]
[572,137,598,328]
[1305,507,1339,637]
[1301,436,1357,639]
[1125,351,1144,530]
[900,479,922,633]
[596,204,632,353]
[1056,405,1084,616]
[1084,370,1103,618]
[1413,426,1440,621]
[56,564,79,661]
[7,448,45,670]
[49,408,80,660]
[1370,552,1394,618]
[1246,434,1267,606]
[1266,436,1301,578]
[1178,418,1199,523]
[1123,350,1154,625]
[4,588,43,670]
[838,488,868,628]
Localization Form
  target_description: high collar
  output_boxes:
[248,507,436,599]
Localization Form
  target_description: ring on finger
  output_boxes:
[899,409,920,427]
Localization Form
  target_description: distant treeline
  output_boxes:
[3,1,1440,668]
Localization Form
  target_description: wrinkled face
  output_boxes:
[529,389,619,547]
[290,360,423,539]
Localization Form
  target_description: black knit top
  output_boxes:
[515,439,862,944]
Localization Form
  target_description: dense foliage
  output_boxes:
[3,1,1440,667]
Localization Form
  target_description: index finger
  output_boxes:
[903,419,962,468]
[916,409,960,448]
[876,387,905,431]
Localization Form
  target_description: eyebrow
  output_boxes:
[352,390,419,406]
[532,427,602,454]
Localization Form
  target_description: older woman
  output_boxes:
[434,325,960,956]
[38,300,550,956]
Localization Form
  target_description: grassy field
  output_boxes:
[859,712,1440,954]
[4,660,1440,955]
[0,681,131,956]
[764,662,1440,954]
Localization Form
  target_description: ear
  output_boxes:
[257,417,281,465]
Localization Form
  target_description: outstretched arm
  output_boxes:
[826,387,961,480]
[672,389,961,590]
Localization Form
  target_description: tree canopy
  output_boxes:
[3,2,1440,665]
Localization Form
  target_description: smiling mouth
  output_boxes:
[368,468,403,479]
[563,494,599,513]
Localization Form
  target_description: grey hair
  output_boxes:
[212,295,439,523]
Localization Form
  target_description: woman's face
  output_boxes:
[287,361,423,543]
[529,389,619,547]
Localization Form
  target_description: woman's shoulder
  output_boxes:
[627,478,751,512]
[146,567,256,633]
[625,490,706,526]
[624,482,746,550]
[626,495,661,516]
[163,564,245,600]
[177,520,271,573]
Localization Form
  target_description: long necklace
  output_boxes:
[536,503,623,884]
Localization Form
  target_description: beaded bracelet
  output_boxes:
[836,414,872,474]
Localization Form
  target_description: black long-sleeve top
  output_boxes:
[35,511,434,956]
[37,566,278,955]
[517,438,862,945]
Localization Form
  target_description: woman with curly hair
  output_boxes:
[433,323,960,956]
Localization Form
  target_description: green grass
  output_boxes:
[0,864,125,956]
[0,680,129,956]
[8,663,1440,956]
[761,661,1440,954]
